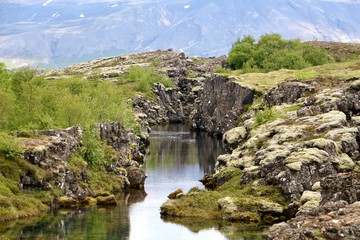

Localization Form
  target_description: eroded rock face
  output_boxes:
[190,75,257,135]
[321,172,360,204]
[264,81,316,106]
[132,83,185,125]
[20,123,146,204]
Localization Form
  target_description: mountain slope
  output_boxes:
[1,0,360,67]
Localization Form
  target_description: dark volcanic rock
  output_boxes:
[264,81,316,106]
[190,75,257,135]
[126,166,147,189]
[321,172,360,205]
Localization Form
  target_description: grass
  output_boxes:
[219,60,360,93]
[0,157,53,222]
[254,108,283,127]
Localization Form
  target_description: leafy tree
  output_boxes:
[228,35,256,69]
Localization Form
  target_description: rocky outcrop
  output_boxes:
[264,80,316,106]
[132,83,185,125]
[190,75,257,135]
[268,201,360,240]
[19,122,146,207]
[161,73,360,231]
[129,52,224,129]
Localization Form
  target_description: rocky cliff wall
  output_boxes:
[190,75,257,135]
[19,122,146,208]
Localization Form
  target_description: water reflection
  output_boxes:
[0,124,266,239]
[0,190,146,240]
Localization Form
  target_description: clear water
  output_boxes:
[0,124,266,240]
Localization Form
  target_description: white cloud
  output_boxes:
[42,0,53,6]
[184,5,190,9]
[80,13,85,18]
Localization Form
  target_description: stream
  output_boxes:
[0,124,266,239]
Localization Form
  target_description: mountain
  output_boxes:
[1,0,360,68]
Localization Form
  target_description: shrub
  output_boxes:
[254,108,281,127]
[80,127,106,168]
[228,34,331,73]
[121,65,174,98]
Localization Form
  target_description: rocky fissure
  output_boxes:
[3,49,360,238]
[151,53,360,239]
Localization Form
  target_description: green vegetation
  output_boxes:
[215,67,232,74]
[254,107,283,127]
[0,157,51,221]
[119,65,174,99]
[228,34,331,73]
[217,60,360,94]
[0,133,23,160]
[162,168,288,223]
[0,62,175,221]
[80,127,106,168]
[0,66,140,131]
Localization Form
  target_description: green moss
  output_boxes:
[186,70,197,78]
[68,154,88,174]
[0,157,59,222]
[215,68,232,73]
[88,170,125,196]
[312,228,326,240]
[162,168,288,224]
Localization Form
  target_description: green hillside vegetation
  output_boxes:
[227,34,331,73]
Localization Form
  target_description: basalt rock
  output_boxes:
[321,172,360,205]
[264,81,316,106]
[190,75,257,136]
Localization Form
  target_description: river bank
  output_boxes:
[0,124,268,239]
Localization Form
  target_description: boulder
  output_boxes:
[223,126,247,149]
[167,189,184,199]
[126,166,147,189]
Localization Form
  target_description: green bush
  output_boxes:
[0,133,23,160]
[120,65,174,98]
[228,34,331,73]
[254,108,281,127]
[80,127,106,168]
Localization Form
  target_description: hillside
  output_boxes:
[1,0,360,67]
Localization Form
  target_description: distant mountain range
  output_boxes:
[1,0,360,68]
